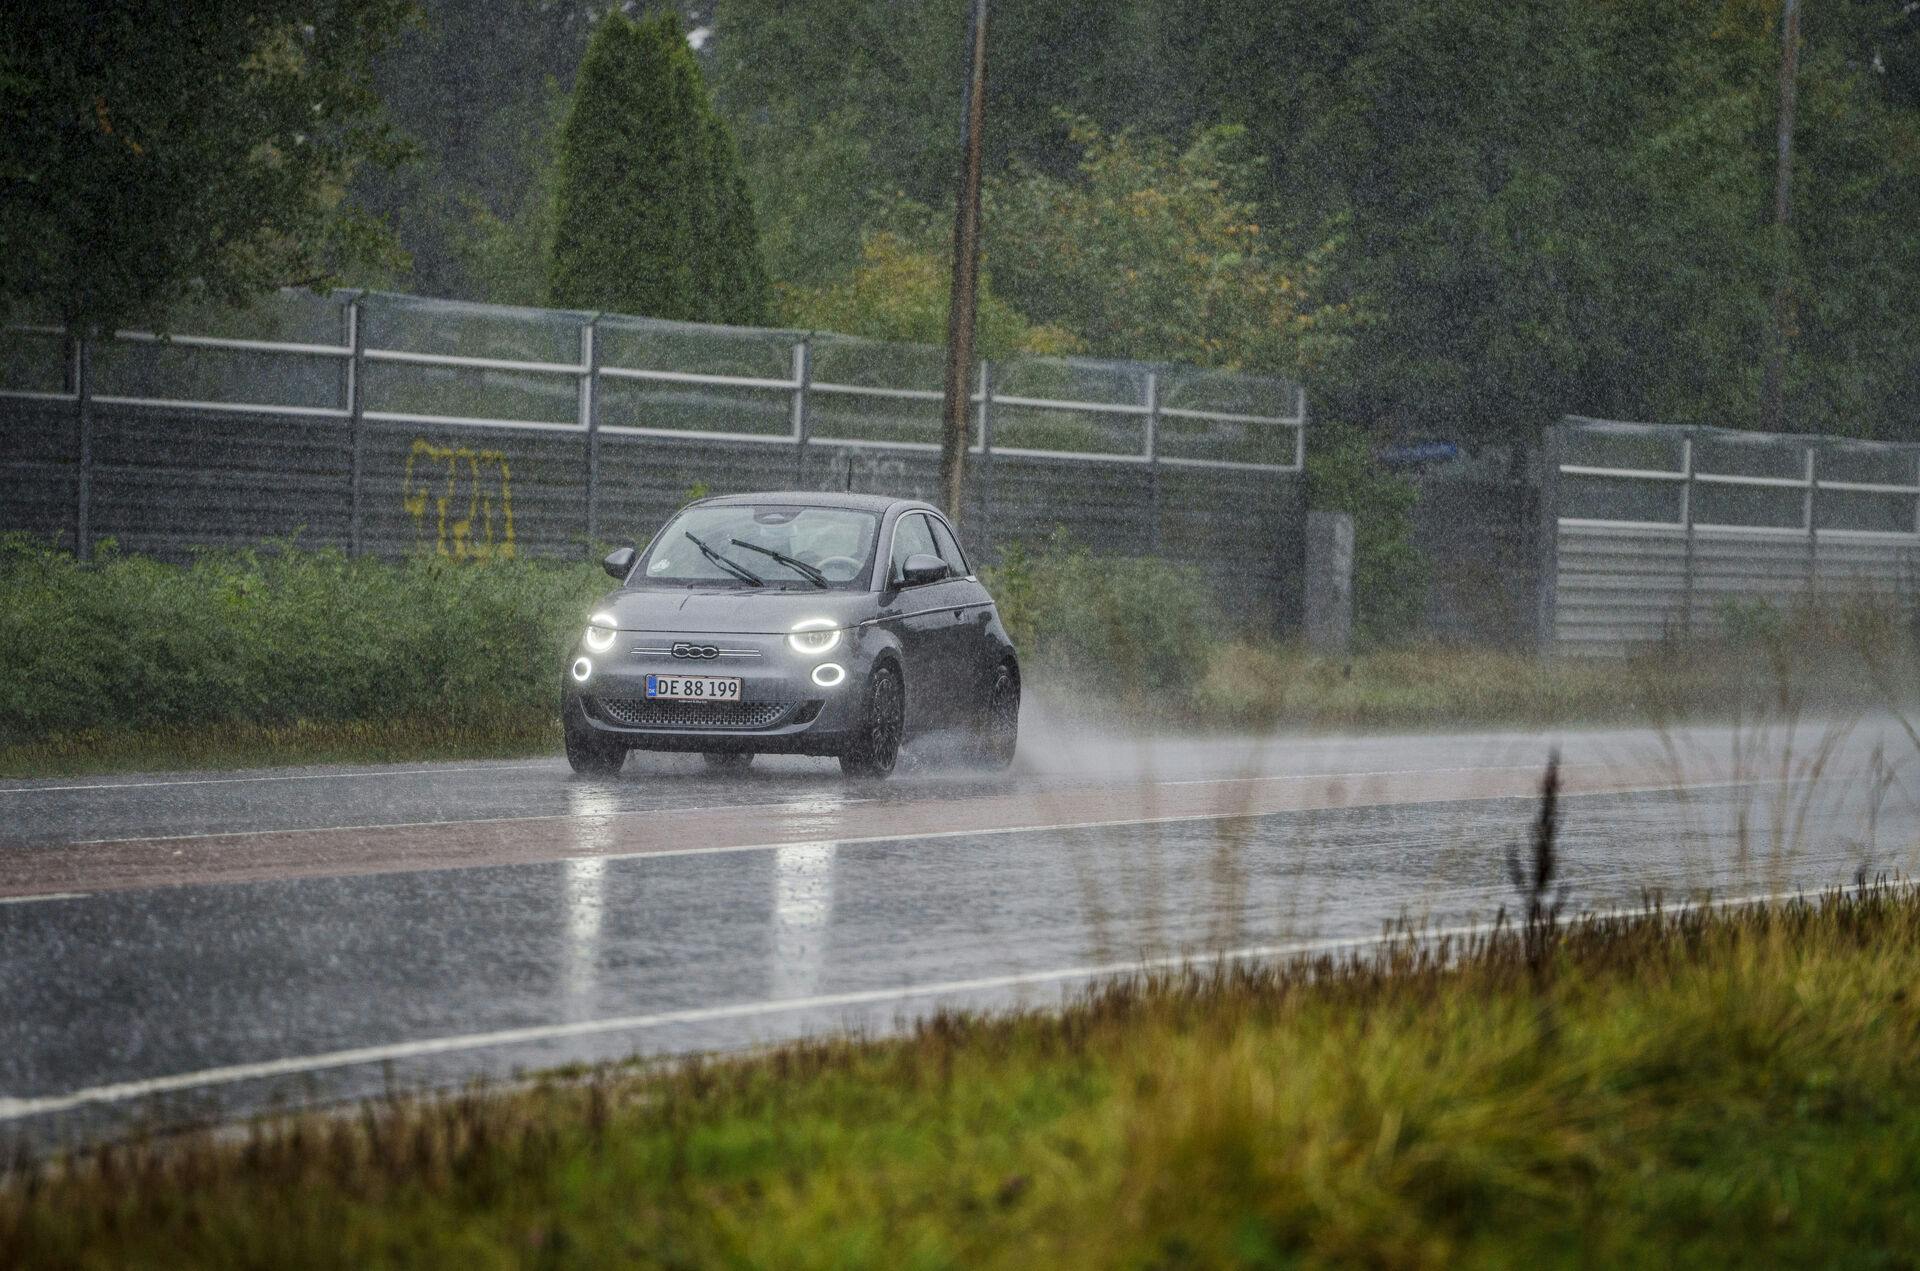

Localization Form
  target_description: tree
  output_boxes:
[0,0,412,333]
[548,10,767,324]
[779,228,1077,359]
[349,0,612,299]
[710,0,1199,289]
[1178,0,1920,446]
[455,79,567,307]
[1627,0,1920,440]
[986,119,1353,377]
[695,113,772,325]
[713,0,1920,443]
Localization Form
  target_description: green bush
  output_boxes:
[1305,420,1427,645]
[981,532,1225,701]
[1714,596,1786,648]
[0,538,604,747]
[0,535,1227,754]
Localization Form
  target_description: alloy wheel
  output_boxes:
[841,664,904,778]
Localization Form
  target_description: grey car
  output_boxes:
[561,492,1020,778]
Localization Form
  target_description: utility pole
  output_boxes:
[940,0,989,525]
[1761,0,1800,433]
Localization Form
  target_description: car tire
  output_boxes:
[701,751,754,773]
[839,662,904,779]
[971,663,1019,770]
[565,722,626,776]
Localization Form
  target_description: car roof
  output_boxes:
[693,491,936,516]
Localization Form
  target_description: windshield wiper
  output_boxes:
[729,538,830,588]
[684,531,763,586]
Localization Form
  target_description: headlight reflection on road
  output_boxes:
[772,841,837,1001]
[563,785,619,1015]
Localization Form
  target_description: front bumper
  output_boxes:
[561,629,866,755]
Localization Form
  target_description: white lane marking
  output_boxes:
[0,892,87,906]
[68,796,880,848]
[0,763,557,796]
[0,882,1877,1122]
[1146,762,1557,787]
[59,763,1572,848]
[0,774,1781,903]
[592,776,1785,864]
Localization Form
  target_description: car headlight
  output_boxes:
[787,617,841,656]
[584,612,618,652]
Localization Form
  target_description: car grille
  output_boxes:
[593,698,790,730]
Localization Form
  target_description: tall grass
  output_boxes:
[8,888,1920,1266]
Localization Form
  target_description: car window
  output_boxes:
[638,504,880,588]
[927,517,969,576]
[888,513,939,585]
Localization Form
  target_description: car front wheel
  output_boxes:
[840,663,904,779]
[565,722,626,776]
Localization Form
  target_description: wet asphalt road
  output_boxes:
[4,708,1918,1152]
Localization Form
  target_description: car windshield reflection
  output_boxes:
[638,504,880,589]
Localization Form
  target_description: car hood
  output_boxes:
[594,586,874,635]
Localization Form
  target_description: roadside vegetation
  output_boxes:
[0,538,597,777]
[8,886,1920,1265]
[4,536,1916,778]
[982,535,1920,730]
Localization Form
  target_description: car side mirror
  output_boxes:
[900,552,951,587]
[602,546,636,580]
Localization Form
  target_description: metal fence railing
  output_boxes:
[62,301,1920,654]
[1542,417,1920,652]
[0,288,1307,563]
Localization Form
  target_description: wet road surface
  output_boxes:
[4,709,1917,1151]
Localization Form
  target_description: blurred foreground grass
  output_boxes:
[3,536,1912,777]
[9,887,1920,1266]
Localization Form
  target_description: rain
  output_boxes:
[5,1,1920,1261]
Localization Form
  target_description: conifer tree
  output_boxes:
[548,10,768,325]
[697,114,772,324]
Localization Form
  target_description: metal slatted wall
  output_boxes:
[1541,416,1920,655]
[0,290,1308,631]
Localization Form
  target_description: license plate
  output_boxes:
[645,674,743,701]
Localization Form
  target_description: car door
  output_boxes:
[879,511,972,730]
[926,513,993,704]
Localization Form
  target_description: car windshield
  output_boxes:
[636,504,880,589]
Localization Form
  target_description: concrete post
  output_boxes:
[1304,510,1354,655]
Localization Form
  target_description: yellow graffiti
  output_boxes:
[402,439,516,560]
